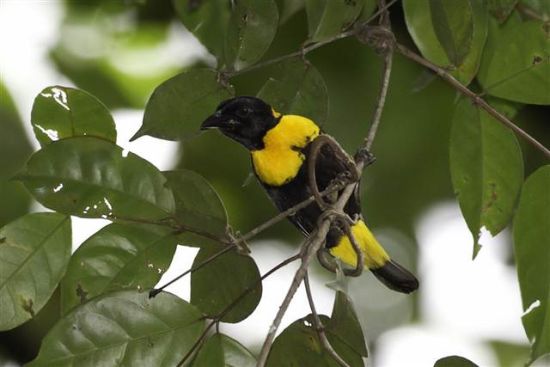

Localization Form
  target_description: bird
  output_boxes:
[201,96,418,293]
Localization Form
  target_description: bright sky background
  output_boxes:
[1,1,543,366]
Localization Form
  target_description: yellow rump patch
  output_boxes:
[251,115,320,186]
[329,220,390,269]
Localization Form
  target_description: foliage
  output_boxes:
[1,0,549,366]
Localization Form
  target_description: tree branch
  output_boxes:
[304,272,350,367]
[395,42,550,159]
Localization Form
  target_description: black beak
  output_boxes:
[200,111,224,130]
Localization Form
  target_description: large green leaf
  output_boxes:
[31,86,116,147]
[257,58,329,125]
[60,223,179,314]
[279,0,305,24]
[173,0,231,62]
[266,314,364,367]
[193,334,256,367]
[305,0,363,42]
[191,244,261,323]
[487,0,518,22]
[521,0,550,16]
[327,291,368,358]
[450,97,523,256]
[477,13,550,105]
[28,290,204,367]
[403,0,488,85]
[224,0,279,71]
[434,355,479,367]
[16,137,175,221]
[133,69,234,141]
[0,82,32,227]
[164,170,228,237]
[429,0,474,67]
[0,213,71,331]
[513,166,550,363]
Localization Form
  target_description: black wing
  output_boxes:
[260,133,362,238]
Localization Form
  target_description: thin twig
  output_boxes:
[304,272,350,367]
[149,244,236,298]
[395,43,550,159]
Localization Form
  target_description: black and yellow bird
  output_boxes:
[201,96,418,293]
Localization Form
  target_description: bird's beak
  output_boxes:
[200,110,224,130]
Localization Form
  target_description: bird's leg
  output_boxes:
[354,147,376,167]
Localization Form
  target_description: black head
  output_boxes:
[201,96,278,150]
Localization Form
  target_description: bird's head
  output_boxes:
[201,96,278,150]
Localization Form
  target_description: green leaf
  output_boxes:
[16,137,175,221]
[429,0,474,66]
[164,170,228,237]
[31,86,116,147]
[477,14,550,105]
[193,334,256,367]
[326,291,368,357]
[60,223,179,314]
[266,314,364,367]
[305,0,363,42]
[403,0,488,85]
[133,69,234,141]
[257,58,329,125]
[513,165,550,363]
[0,82,33,227]
[224,0,279,71]
[0,213,71,331]
[434,355,479,367]
[450,97,523,256]
[487,0,518,22]
[279,0,305,24]
[28,290,204,367]
[191,244,261,323]
[173,0,231,62]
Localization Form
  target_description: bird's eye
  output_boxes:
[236,107,252,118]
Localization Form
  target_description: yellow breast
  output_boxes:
[251,115,320,186]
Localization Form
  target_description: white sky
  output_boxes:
[1,1,542,366]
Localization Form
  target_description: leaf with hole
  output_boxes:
[403,0,487,85]
[0,213,71,331]
[193,333,256,367]
[133,69,234,141]
[224,0,279,71]
[450,97,523,257]
[477,14,550,105]
[164,169,228,237]
[257,58,328,125]
[305,0,363,42]
[60,223,179,314]
[16,137,175,221]
[514,166,550,364]
[191,244,261,323]
[31,86,116,147]
[173,0,231,62]
[27,290,204,367]
[266,314,364,366]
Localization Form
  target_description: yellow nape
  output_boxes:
[329,220,390,269]
[251,115,320,186]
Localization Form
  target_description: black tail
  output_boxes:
[371,260,419,294]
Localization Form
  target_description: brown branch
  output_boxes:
[395,43,550,159]
[304,272,350,367]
